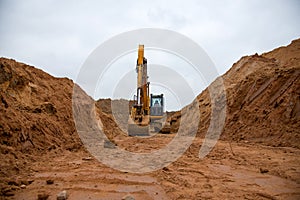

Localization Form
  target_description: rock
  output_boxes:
[82,156,93,161]
[41,102,57,114]
[37,193,49,200]
[260,168,269,173]
[122,195,135,200]
[104,140,116,149]
[57,190,68,200]
[46,179,54,184]
[20,184,26,189]
[20,180,29,185]
[162,167,169,171]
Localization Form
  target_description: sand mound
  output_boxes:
[0,58,84,184]
[171,39,300,148]
[0,58,83,152]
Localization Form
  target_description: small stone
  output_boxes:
[57,190,68,200]
[20,184,26,189]
[82,156,93,161]
[21,180,29,185]
[122,195,135,200]
[162,167,169,171]
[260,168,269,173]
[104,140,116,149]
[46,179,54,184]
[37,193,49,200]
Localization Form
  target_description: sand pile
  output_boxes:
[0,58,83,184]
[171,39,300,148]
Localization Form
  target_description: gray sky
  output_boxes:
[0,0,299,110]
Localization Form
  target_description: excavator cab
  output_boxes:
[149,94,170,133]
[150,94,164,116]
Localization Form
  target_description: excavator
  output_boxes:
[128,45,170,136]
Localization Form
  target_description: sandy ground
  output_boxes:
[1,39,300,199]
[7,134,300,200]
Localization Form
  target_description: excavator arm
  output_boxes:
[128,45,170,136]
[128,45,150,136]
[136,45,150,114]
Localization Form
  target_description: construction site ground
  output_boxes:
[1,39,300,200]
[8,135,300,200]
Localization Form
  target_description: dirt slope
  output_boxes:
[95,98,130,138]
[0,58,83,151]
[171,39,300,148]
[0,58,83,193]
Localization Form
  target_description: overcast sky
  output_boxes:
[0,0,299,110]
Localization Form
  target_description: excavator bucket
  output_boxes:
[160,123,171,134]
[150,119,171,134]
[128,124,149,136]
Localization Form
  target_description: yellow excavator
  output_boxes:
[128,45,170,136]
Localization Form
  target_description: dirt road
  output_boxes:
[10,135,300,200]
